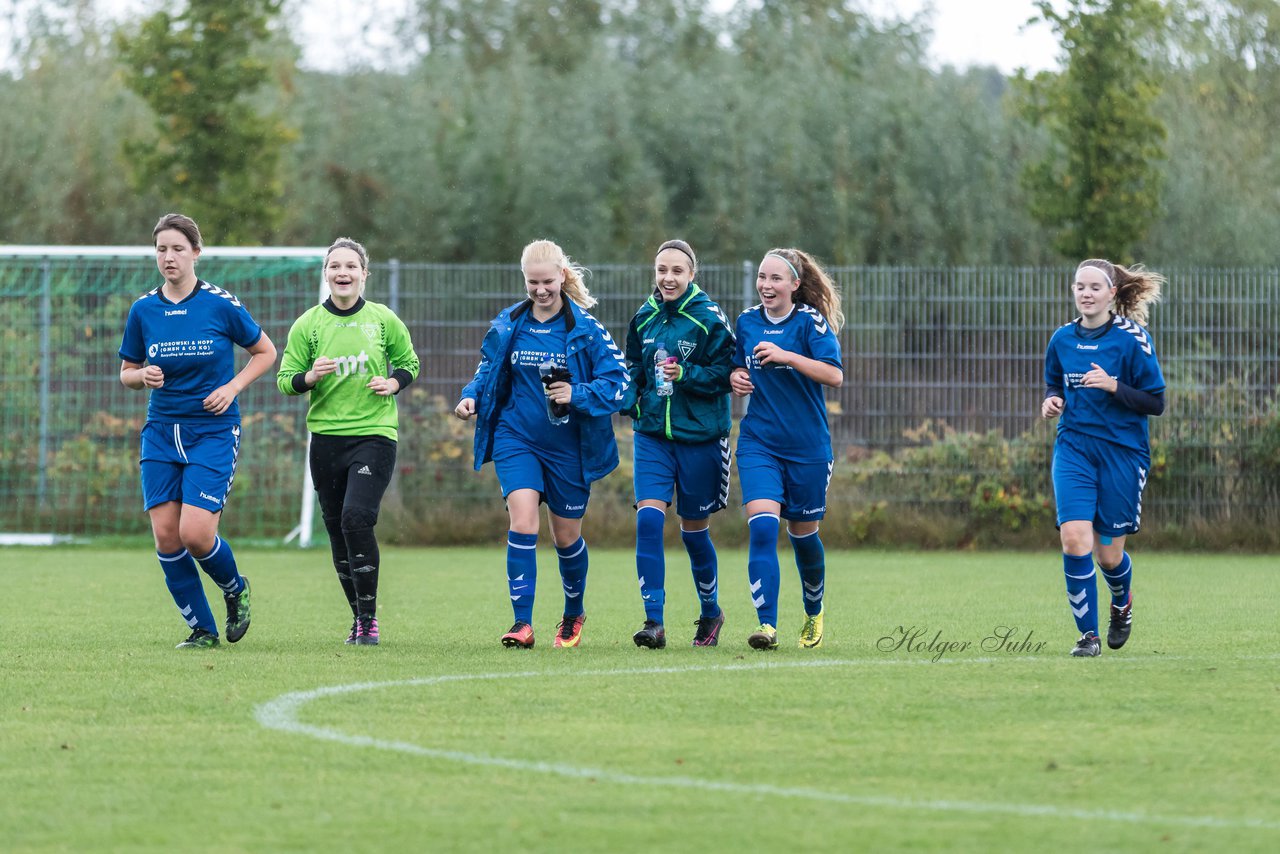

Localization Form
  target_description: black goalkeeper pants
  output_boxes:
[309,433,396,618]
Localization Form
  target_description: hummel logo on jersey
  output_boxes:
[357,465,372,475]
[164,309,187,317]
[762,329,783,335]
[1076,344,1099,350]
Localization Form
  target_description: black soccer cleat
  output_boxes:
[633,620,666,649]
[1070,632,1101,657]
[224,576,251,643]
[176,627,220,649]
[1107,594,1133,650]
[692,609,725,647]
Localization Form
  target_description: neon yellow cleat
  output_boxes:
[747,623,778,650]
[798,611,824,649]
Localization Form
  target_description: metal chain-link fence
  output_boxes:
[2,254,1276,547]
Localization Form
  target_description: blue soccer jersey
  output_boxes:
[495,310,580,459]
[1044,315,1165,452]
[118,281,263,424]
[733,304,843,463]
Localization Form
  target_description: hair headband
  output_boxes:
[767,253,801,282]
[658,243,696,269]
[1078,264,1114,287]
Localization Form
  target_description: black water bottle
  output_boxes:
[538,359,571,424]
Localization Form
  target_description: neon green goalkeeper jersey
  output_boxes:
[277,298,420,441]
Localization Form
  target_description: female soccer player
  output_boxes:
[622,239,735,649]
[1041,259,1165,657]
[730,247,844,650]
[118,213,277,649]
[277,237,419,646]
[454,239,629,649]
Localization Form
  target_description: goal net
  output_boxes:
[0,245,327,546]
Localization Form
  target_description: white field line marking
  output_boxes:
[254,657,1280,832]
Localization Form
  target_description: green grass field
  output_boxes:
[2,546,1277,852]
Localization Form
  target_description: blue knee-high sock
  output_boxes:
[681,528,720,619]
[557,536,589,618]
[635,507,667,622]
[507,531,538,624]
[1063,552,1099,636]
[789,529,825,617]
[747,513,781,628]
[158,548,217,634]
[194,536,244,597]
[1100,552,1132,608]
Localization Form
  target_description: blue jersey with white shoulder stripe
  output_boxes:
[118,281,263,424]
[733,304,843,463]
[1043,315,1165,452]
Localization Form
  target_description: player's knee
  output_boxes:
[549,522,582,550]
[177,524,212,556]
[1058,523,1092,554]
[1095,548,1124,571]
[1061,535,1092,555]
[151,524,182,554]
[787,521,820,538]
[180,532,216,558]
[340,506,378,534]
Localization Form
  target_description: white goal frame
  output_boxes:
[0,244,328,548]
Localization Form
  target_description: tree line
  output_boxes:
[1,0,1278,266]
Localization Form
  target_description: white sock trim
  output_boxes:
[557,538,586,559]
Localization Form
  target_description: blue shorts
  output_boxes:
[492,434,590,519]
[140,420,242,513]
[1052,429,1149,537]
[736,444,832,522]
[633,432,730,520]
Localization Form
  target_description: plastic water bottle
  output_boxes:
[655,347,674,397]
[538,359,571,424]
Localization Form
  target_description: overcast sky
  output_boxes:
[866,0,1060,74]
[12,1,1061,76]
[285,0,1061,75]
